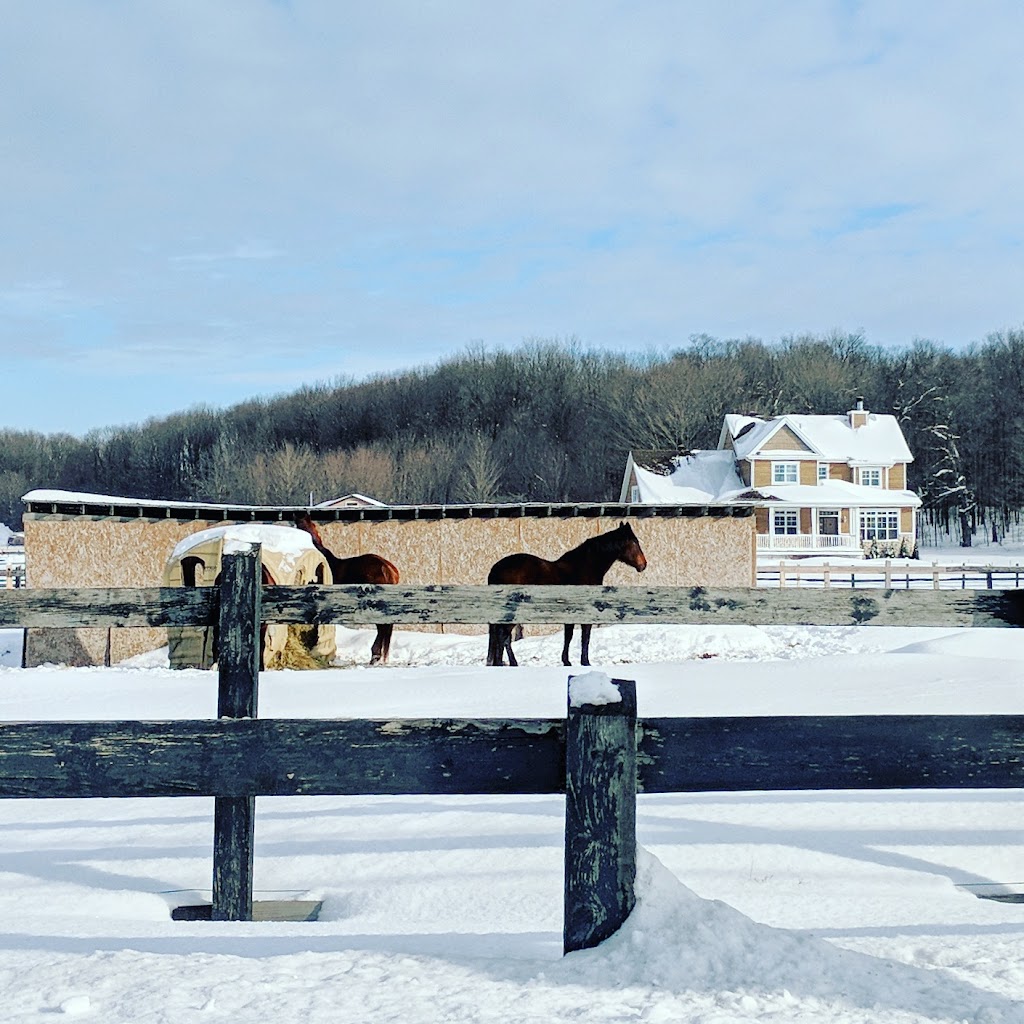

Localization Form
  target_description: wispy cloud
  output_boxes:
[1,1,1023,433]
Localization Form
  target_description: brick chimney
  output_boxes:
[848,397,869,429]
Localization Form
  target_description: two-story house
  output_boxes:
[621,400,920,557]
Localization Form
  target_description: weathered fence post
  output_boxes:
[212,543,262,922]
[563,674,637,955]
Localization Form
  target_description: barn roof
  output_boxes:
[22,488,756,522]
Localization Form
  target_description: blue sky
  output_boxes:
[2,1,1023,436]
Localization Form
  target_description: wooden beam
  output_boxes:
[213,546,262,922]
[0,587,215,627]
[637,715,1024,792]
[0,718,566,798]
[5,584,1024,630]
[217,546,261,720]
[260,584,1024,629]
[564,677,637,954]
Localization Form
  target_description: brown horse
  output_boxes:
[486,522,647,667]
[295,514,400,665]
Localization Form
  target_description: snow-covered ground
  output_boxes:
[1,614,1023,1023]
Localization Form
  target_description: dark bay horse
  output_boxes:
[295,515,400,665]
[486,522,647,667]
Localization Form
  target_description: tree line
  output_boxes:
[3,330,1023,546]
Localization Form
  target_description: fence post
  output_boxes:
[212,543,262,922]
[563,674,637,955]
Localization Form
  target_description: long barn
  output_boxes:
[20,489,757,666]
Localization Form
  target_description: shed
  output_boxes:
[163,523,335,670]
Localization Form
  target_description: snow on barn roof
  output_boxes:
[723,410,913,464]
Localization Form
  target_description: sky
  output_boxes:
[3,1,1024,437]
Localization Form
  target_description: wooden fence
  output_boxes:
[759,560,1024,590]
[0,566,25,589]
[2,543,1024,953]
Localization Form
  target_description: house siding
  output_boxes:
[890,464,907,489]
[764,425,812,452]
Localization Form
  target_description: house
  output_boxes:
[621,400,921,557]
[312,493,388,509]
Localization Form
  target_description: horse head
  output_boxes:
[617,522,647,573]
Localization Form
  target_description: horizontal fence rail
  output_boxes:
[2,714,1023,800]
[4,582,1024,629]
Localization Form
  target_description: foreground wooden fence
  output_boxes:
[2,544,1024,952]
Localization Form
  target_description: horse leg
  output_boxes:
[579,624,593,667]
[487,625,501,666]
[502,624,518,667]
[562,624,574,666]
[370,624,393,665]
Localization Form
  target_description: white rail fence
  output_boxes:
[758,561,1024,590]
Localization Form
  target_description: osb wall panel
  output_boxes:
[24,514,753,666]
[24,517,259,667]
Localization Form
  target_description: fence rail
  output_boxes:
[758,560,1024,590]
[2,543,1024,951]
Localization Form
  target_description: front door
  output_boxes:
[818,510,840,536]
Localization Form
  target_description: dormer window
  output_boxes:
[817,463,828,484]
[772,461,799,485]
[858,467,883,487]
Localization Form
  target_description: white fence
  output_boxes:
[757,561,1024,590]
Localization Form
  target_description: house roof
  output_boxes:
[627,451,921,508]
[722,411,913,465]
[628,450,747,504]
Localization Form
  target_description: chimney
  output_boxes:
[849,396,868,429]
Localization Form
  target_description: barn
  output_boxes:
[20,489,757,666]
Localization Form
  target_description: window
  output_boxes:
[629,484,640,503]
[817,463,828,483]
[771,510,799,535]
[772,462,799,484]
[859,467,883,487]
[860,510,899,541]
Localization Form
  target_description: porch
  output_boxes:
[756,533,863,555]
[756,533,916,556]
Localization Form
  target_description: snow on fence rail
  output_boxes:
[758,560,1024,590]
[2,543,1024,951]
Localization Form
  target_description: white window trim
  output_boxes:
[859,509,900,541]
[771,461,799,485]
[817,463,829,484]
[771,509,800,535]
[857,466,886,488]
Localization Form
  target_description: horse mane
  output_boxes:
[566,523,631,560]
